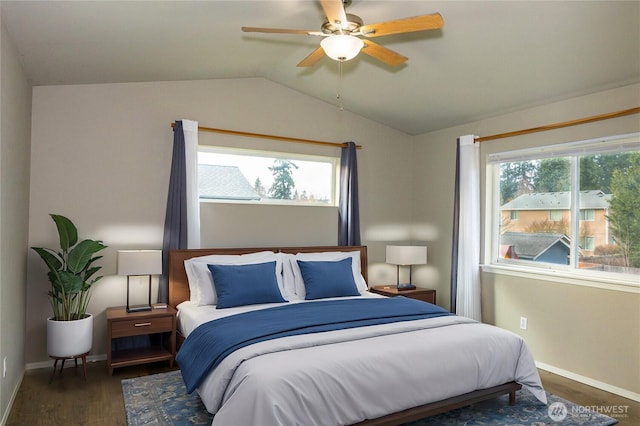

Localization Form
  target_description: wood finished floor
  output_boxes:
[6,361,639,425]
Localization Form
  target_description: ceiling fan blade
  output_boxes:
[242,27,322,35]
[320,0,348,29]
[360,13,444,37]
[361,39,407,67]
[297,47,326,67]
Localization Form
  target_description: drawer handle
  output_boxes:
[134,322,152,327]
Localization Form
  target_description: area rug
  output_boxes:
[122,370,618,425]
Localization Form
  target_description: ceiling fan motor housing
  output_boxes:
[322,13,363,34]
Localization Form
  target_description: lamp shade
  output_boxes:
[320,35,364,61]
[386,245,427,266]
[117,250,162,276]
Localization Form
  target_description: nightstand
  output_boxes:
[370,285,436,304]
[106,306,176,375]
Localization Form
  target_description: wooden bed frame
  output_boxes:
[168,246,521,426]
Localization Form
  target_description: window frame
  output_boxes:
[197,145,340,207]
[484,132,640,290]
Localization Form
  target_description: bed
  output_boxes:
[169,246,547,426]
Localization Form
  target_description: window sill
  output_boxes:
[480,263,640,294]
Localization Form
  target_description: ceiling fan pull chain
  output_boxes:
[337,60,344,111]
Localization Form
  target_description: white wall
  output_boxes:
[200,203,339,248]
[26,78,414,365]
[412,83,640,398]
[0,17,32,424]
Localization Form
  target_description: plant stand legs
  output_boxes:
[49,352,89,383]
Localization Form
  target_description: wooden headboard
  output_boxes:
[168,246,368,309]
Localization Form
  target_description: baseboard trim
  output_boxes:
[0,370,24,426]
[25,353,106,371]
[536,361,640,402]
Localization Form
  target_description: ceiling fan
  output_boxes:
[241,0,444,67]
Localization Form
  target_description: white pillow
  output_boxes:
[281,255,297,299]
[184,251,291,306]
[288,251,368,298]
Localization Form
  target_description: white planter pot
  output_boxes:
[46,313,93,358]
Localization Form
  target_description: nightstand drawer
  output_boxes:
[111,316,173,338]
[409,292,435,304]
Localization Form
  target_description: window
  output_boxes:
[198,147,338,206]
[510,210,519,220]
[580,209,595,221]
[580,236,595,251]
[549,210,563,221]
[489,133,640,283]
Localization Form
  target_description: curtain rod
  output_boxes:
[171,123,362,149]
[474,107,640,143]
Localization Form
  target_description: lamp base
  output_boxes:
[396,283,416,290]
[126,274,153,313]
[126,304,152,313]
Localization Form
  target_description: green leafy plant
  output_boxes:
[31,214,107,321]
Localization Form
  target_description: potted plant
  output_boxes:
[31,214,107,358]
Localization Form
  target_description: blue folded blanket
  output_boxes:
[177,296,451,393]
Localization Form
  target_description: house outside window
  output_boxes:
[489,133,640,284]
[501,191,608,257]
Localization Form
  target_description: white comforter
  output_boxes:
[178,298,547,426]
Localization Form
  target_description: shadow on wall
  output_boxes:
[364,222,440,242]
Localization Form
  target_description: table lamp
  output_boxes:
[386,245,427,290]
[117,250,162,312]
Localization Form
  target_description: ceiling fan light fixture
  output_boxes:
[321,34,364,62]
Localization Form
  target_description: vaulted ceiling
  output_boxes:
[2,1,638,135]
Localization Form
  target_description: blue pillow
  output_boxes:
[297,258,360,300]
[207,261,287,309]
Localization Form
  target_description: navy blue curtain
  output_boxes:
[450,138,461,313]
[338,142,361,246]
[158,121,189,303]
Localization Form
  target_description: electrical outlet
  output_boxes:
[2,356,6,378]
[520,317,528,330]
